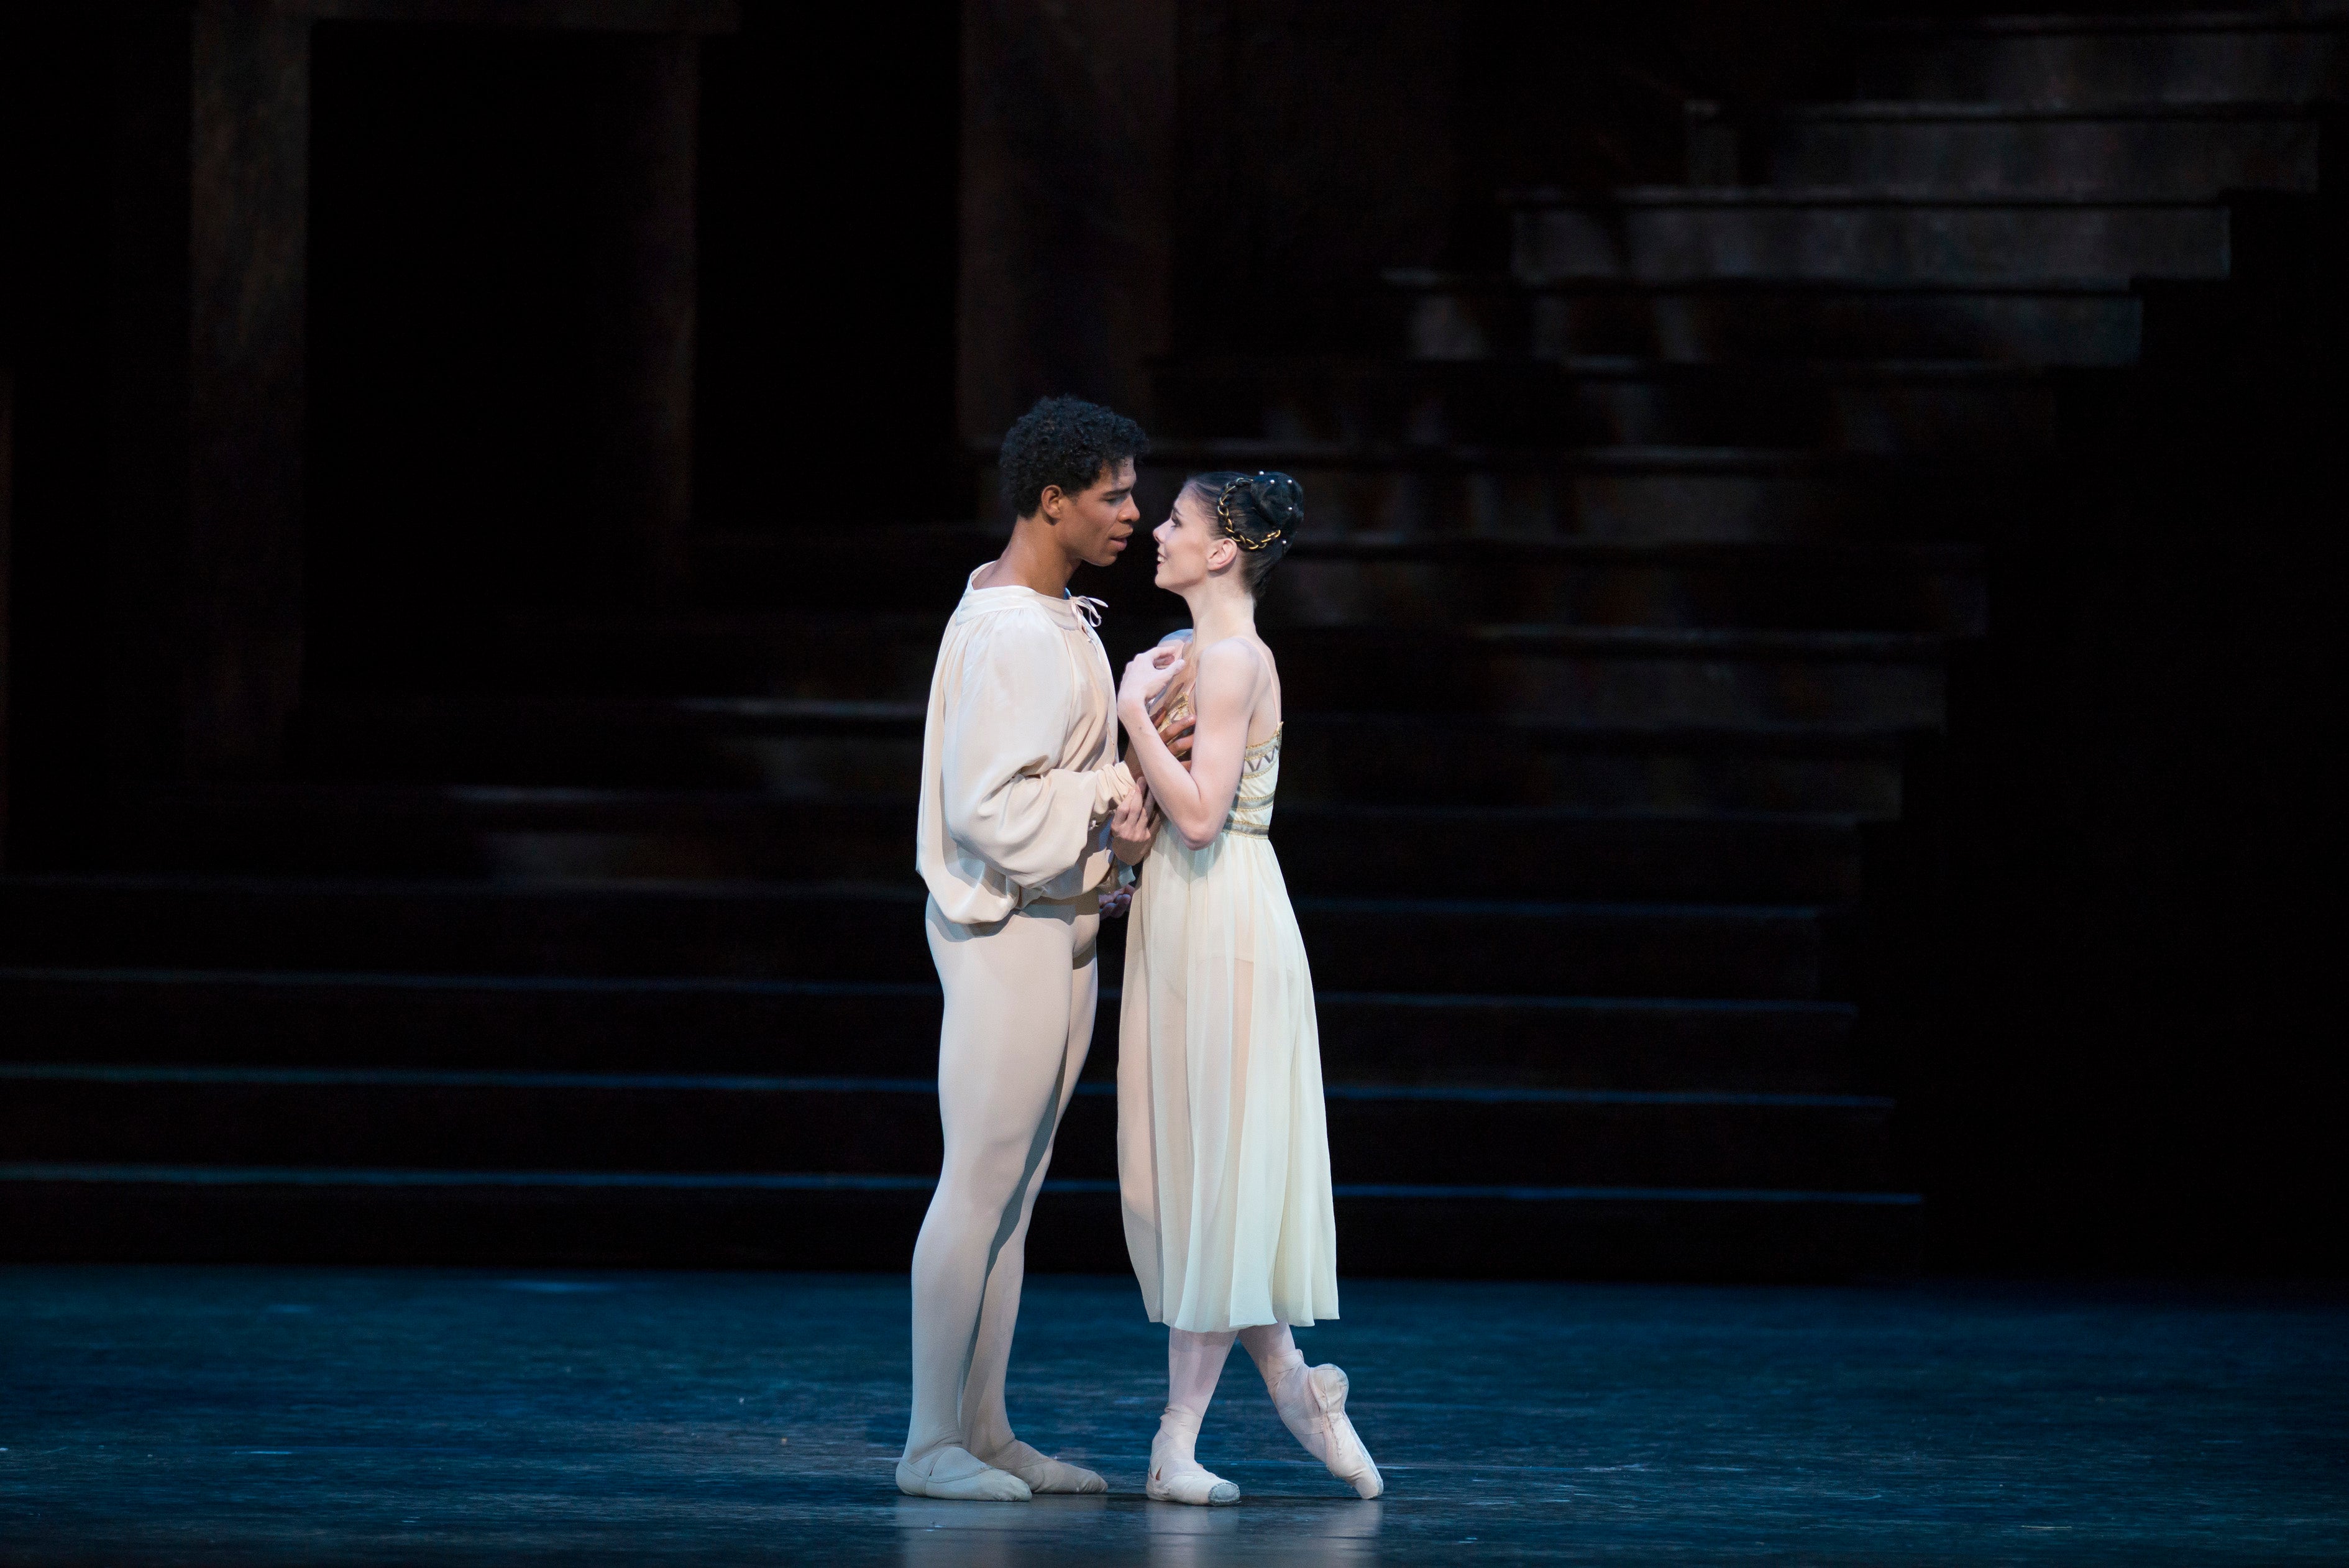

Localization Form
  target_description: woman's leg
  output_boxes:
[1239,1323,1383,1498]
[1169,1327,1237,1434]
[1238,1323,1299,1394]
[1150,1327,1241,1505]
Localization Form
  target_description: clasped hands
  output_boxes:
[1110,641,1194,866]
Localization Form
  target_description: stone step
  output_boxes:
[0,1066,1897,1191]
[0,1165,1921,1278]
[0,968,1864,1092]
[1387,270,2144,366]
[690,523,1007,612]
[1856,11,2349,108]
[1278,804,1869,902]
[1508,186,2232,287]
[1151,353,2063,455]
[341,615,1949,727]
[102,785,1872,903]
[295,695,927,793]
[1127,439,2018,544]
[1282,623,1951,728]
[447,610,941,702]
[292,698,1920,814]
[1688,99,2331,198]
[1284,713,1918,815]
[695,526,1989,633]
[0,877,1847,999]
[1268,535,1986,635]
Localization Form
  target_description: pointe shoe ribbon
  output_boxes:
[1147,1408,1240,1506]
[1268,1354,1384,1499]
[980,1439,1107,1495]
[895,1444,1033,1502]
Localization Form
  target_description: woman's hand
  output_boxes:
[1157,713,1196,766]
[1118,644,1184,724]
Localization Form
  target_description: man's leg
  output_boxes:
[900,900,1080,1500]
[960,907,1105,1492]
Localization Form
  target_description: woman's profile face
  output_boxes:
[1153,487,1225,592]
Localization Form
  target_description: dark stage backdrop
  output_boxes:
[695,4,963,528]
[306,5,961,651]
[0,8,112,864]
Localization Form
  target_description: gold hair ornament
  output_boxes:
[1216,473,1286,551]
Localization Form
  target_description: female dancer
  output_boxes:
[1109,470,1382,1506]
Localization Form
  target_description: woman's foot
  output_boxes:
[894,1444,1033,1502]
[976,1439,1107,1495]
[1147,1407,1240,1506]
[1262,1352,1383,1498]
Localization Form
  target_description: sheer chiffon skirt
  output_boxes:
[1117,827,1340,1332]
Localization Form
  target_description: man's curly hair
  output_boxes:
[999,397,1150,520]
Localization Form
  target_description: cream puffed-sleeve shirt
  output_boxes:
[916,571,1134,925]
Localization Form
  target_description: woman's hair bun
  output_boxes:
[1247,472,1304,531]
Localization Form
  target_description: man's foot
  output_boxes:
[977,1439,1107,1495]
[895,1445,1033,1502]
[1263,1353,1383,1498]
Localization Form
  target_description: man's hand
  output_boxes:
[1110,781,1157,864]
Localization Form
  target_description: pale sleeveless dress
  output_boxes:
[1117,727,1341,1332]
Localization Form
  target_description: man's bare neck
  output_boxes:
[972,517,1078,597]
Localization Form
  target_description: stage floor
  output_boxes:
[1,1268,2342,1565]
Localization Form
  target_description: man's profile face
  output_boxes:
[1048,459,1140,568]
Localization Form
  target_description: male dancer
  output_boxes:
[899,397,1150,1501]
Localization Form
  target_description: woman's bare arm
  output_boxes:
[1118,638,1265,850]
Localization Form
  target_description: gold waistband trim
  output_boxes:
[1220,820,1271,838]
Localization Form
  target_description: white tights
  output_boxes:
[1159,1324,1298,1453]
[901,897,1099,1493]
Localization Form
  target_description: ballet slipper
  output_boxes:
[894,1444,1033,1502]
[1147,1408,1239,1506]
[977,1439,1107,1495]
[1263,1351,1383,1498]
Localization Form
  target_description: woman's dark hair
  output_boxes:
[1184,470,1301,595]
[999,396,1150,519]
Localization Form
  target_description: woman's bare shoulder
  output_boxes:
[1195,633,1272,691]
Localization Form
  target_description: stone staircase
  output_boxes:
[6,6,2338,1277]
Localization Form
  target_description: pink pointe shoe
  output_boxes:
[1265,1354,1383,1498]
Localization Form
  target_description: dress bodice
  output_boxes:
[1222,727,1281,838]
